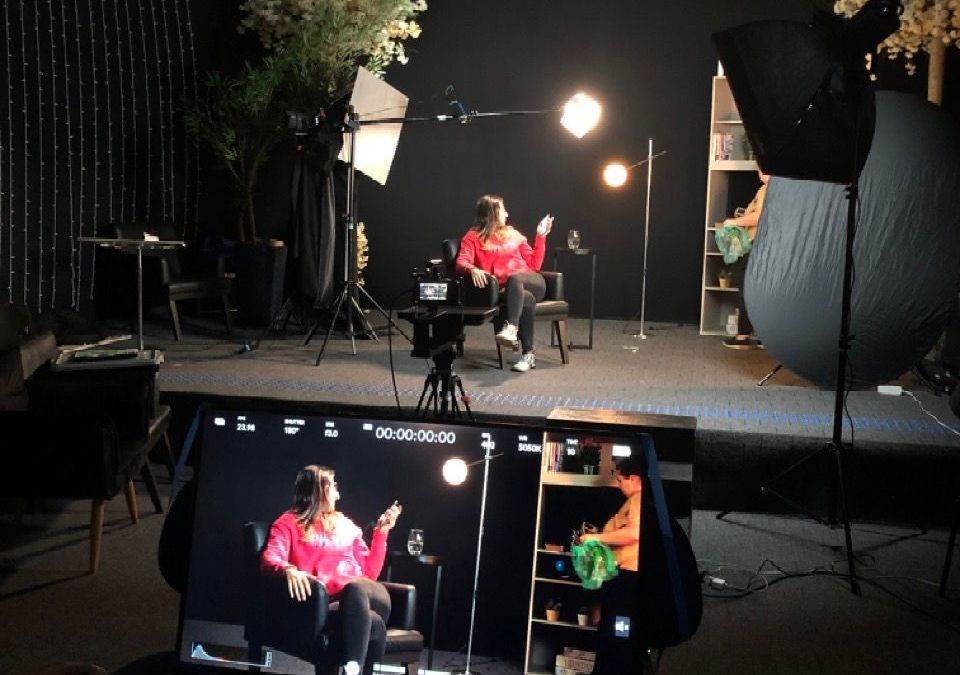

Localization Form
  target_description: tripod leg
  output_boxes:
[454,375,473,419]
[356,283,412,342]
[757,363,783,387]
[253,296,293,350]
[315,287,349,365]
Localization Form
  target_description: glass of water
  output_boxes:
[407,529,424,556]
[567,230,581,250]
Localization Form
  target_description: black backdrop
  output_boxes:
[2,0,956,321]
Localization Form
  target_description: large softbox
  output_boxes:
[745,91,960,387]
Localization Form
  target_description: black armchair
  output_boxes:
[98,223,233,341]
[243,521,423,675]
[441,238,570,368]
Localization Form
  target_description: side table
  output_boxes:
[552,247,596,349]
[386,551,443,670]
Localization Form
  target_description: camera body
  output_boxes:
[414,259,460,308]
[407,262,466,359]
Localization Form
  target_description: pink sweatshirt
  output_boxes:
[260,511,388,596]
[455,227,546,287]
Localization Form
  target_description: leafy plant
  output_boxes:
[545,599,562,611]
[719,268,734,281]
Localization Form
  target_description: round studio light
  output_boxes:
[561,93,602,139]
[442,457,468,485]
[603,162,629,188]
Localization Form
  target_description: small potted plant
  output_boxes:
[545,599,562,622]
[577,606,590,626]
[718,268,734,289]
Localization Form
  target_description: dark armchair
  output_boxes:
[243,521,423,675]
[0,303,58,410]
[98,223,233,341]
[441,238,570,368]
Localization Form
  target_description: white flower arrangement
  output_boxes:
[834,0,960,75]
[239,0,427,75]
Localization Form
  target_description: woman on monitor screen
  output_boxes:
[261,465,401,675]
[455,194,554,373]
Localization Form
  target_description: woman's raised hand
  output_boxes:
[469,268,488,288]
[537,214,554,236]
[377,502,403,532]
[284,566,314,602]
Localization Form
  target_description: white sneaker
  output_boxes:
[341,661,360,675]
[512,351,536,372]
[495,322,520,351]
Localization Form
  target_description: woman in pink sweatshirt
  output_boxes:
[455,194,554,373]
[261,465,402,675]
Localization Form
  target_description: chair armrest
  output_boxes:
[382,581,417,630]
[249,572,330,652]
[541,271,564,301]
[456,275,500,308]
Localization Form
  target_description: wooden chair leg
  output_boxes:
[405,660,419,675]
[160,431,176,480]
[493,325,504,369]
[221,295,234,335]
[141,462,164,514]
[168,298,183,341]
[90,499,105,574]
[124,480,140,524]
[555,320,570,364]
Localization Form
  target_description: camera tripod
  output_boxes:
[415,347,472,419]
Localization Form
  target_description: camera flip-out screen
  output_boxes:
[419,281,449,302]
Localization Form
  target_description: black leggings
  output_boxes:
[503,271,546,353]
[331,578,391,674]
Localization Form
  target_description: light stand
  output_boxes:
[712,0,902,595]
[602,141,668,339]
[442,442,503,675]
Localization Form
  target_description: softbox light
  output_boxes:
[713,0,900,184]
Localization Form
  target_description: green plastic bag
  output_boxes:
[571,540,619,590]
[715,224,752,264]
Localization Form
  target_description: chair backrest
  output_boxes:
[441,239,460,278]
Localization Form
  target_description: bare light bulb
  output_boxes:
[560,93,602,139]
[603,162,629,188]
[442,458,468,486]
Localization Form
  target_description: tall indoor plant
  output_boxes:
[183,0,427,243]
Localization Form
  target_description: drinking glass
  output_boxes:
[567,230,581,250]
[407,529,424,556]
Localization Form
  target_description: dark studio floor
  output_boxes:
[2,314,960,674]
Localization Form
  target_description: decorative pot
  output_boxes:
[545,609,560,622]
[719,276,731,289]
[577,613,590,627]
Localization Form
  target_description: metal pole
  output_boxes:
[463,445,492,675]
[137,244,144,352]
[638,137,653,339]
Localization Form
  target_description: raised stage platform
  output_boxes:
[146,316,960,522]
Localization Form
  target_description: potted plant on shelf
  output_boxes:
[545,599,562,622]
[718,268,734,289]
[579,439,601,475]
[577,606,590,626]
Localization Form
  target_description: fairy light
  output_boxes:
[21,0,31,304]
[138,0,153,222]
[184,0,200,227]
[113,0,127,225]
[100,0,114,226]
[158,0,176,223]
[171,0,191,232]
[48,0,59,308]
[35,0,45,307]
[148,0,169,224]
[5,2,15,301]
[123,0,138,222]
[59,0,77,306]
[72,0,86,307]
[1,2,9,301]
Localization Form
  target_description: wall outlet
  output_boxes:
[877,385,903,396]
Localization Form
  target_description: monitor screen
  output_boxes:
[177,408,540,673]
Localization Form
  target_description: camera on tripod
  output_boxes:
[413,260,461,308]
[407,262,465,359]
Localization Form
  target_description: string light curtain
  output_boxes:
[0,0,201,312]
